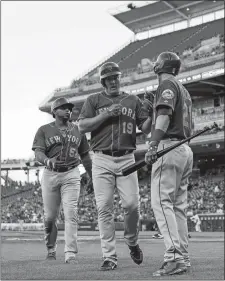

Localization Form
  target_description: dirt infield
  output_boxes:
[1,231,224,280]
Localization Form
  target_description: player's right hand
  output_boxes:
[45,156,64,170]
[107,104,123,117]
[145,141,159,165]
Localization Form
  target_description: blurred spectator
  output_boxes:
[190,212,202,232]
[1,165,224,223]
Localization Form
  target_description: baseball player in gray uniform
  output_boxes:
[145,52,193,276]
[78,62,153,271]
[32,97,93,264]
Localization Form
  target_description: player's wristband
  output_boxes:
[151,129,165,142]
[148,141,159,151]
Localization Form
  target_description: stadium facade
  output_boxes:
[38,1,224,176]
[1,1,225,232]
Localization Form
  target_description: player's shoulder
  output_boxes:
[86,91,103,102]
[37,122,55,132]
[160,77,179,90]
[158,78,179,98]
[122,91,131,98]
[122,91,139,102]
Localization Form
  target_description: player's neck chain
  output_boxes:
[55,123,71,137]
[55,122,70,131]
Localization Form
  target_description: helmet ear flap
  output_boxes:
[101,78,106,88]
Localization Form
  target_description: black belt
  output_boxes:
[163,137,184,141]
[94,150,133,157]
[46,165,77,173]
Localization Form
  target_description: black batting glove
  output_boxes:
[145,141,159,165]
[143,91,155,116]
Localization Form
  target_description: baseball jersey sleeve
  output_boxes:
[135,96,149,130]
[78,134,90,156]
[155,80,178,111]
[78,96,96,120]
[32,127,46,152]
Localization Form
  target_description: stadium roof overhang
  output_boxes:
[110,1,224,33]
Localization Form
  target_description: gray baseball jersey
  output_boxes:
[78,91,149,151]
[32,121,89,168]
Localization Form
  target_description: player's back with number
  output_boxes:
[173,78,192,138]
[154,77,192,140]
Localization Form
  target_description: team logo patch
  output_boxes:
[161,89,174,99]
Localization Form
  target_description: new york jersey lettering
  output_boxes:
[32,122,89,168]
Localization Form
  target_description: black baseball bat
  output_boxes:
[122,123,218,176]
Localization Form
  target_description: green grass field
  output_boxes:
[1,231,224,280]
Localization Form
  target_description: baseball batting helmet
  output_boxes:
[153,52,181,76]
[99,62,121,86]
[51,97,74,117]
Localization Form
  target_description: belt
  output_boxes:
[163,137,184,141]
[94,150,133,157]
[46,165,76,173]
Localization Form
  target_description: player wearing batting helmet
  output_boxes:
[32,97,93,264]
[78,62,153,270]
[145,52,193,276]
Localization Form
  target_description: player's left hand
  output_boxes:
[86,178,94,195]
[143,90,155,116]
[145,141,159,165]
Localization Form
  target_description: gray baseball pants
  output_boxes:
[41,167,80,254]
[151,140,193,263]
[92,152,140,264]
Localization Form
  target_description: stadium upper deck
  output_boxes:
[109,1,224,33]
[39,1,224,118]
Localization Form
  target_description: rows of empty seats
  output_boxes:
[87,18,223,77]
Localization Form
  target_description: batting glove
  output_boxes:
[145,141,159,165]
[143,91,155,116]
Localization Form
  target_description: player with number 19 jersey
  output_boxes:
[79,91,149,151]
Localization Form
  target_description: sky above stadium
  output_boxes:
[2,1,138,162]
